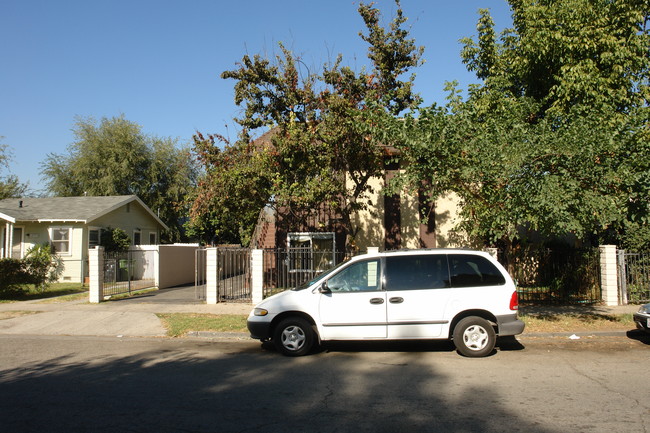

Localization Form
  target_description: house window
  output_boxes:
[89,228,101,248]
[149,232,157,245]
[133,230,141,246]
[51,227,72,255]
[287,232,336,273]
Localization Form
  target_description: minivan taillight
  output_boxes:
[509,291,519,311]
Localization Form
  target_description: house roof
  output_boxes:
[0,195,168,230]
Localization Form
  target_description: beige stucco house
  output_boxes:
[0,195,168,282]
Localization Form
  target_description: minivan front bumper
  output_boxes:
[247,318,272,340]
[496,314,525,336]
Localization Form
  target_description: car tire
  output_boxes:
[452,316,496,358]
[273,317,315,357]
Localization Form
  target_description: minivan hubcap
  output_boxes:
[463,325,488,350]
[281,325,305,351]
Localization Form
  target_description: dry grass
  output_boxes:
[521,313,634,333]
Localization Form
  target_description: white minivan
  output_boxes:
[247,249,524,357]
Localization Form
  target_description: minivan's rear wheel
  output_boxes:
[273,317,314,356]
[452,316,496,357]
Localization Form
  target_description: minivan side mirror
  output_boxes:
[318,283,332,294]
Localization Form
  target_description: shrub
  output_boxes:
[0,258,31,296]
[23,243,65,292]
[100,227,131,252]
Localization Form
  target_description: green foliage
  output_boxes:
[391,0,650,253]
[187,133,273,245]
[191,0,423,245]
[0,139,28,199]
[461,0,649,117]
[0,245,64,296]
[0,259,32,296]
[23,243,65,292]
[100,227,131,252]
[40,115,198,242]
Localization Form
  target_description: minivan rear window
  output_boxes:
[448,254,506,287]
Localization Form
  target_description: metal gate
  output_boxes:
[216,248,252,302]
[104,250,156,297]
[618,250,650,303]
[194,248,252,303]
[194,248,207,301]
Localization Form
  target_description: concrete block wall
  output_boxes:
[88,246,104,304]
[599,245,619,306]
[206,248,218,304]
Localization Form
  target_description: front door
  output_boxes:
[318,258,387,339]
[11,227,23,259]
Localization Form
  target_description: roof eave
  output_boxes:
[0,212,16,224]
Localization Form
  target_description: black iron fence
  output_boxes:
[195,246,609,304]
[194,248,207,301]
[262,248,353,298]
[500,247,601,304]
[618,251,650,303]
[104,250,156,297]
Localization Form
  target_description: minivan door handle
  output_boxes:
[389,297,404,304]
[369,298,385,305]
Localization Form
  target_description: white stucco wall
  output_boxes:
[156,244,200,288]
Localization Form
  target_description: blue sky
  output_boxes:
[1,0,513,194]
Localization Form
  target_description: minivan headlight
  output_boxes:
[254,308,269,316]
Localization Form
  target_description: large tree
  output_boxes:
[190,0,423,247]
[41,115,198,242]
[0,139,28,199]
[393,0,650,251]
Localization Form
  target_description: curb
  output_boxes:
[186,331,250,340]
[183,330,637,341]
[519,331,631,338]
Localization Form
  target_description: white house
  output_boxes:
[0,195,168,283]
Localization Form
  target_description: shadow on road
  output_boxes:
[261,335,526,357]
[0,337,545,433]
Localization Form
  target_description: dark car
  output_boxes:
[633,303,650,333]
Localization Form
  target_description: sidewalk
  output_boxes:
[0,294,642,339]
[0,296,251,338]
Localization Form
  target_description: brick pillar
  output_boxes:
[599,245,619,306]
[251,249,264,305]
[206,248,218,304]
[89,246,104,303]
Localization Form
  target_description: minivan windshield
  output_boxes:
[294,260,349,291]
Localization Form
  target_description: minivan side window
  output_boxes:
[327,259,381,292]
[385,255,451,291]
[448,254,506,288]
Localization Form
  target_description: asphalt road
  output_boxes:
[1,334,648,433]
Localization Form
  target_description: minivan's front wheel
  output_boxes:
[452,316,496,357]
[274,317,315,356]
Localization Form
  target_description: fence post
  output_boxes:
[367,247,380,255]
[617,249,629,305]
[599,245,619,306]
[251,249,264,304]
[206,247,218,304]
[89,246,104,303]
